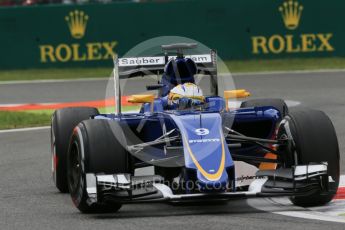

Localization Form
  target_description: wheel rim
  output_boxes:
[68,141,81,192]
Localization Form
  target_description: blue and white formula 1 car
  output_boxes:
[51,43,340,213]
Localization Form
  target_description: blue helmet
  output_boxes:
[161,57,197,96]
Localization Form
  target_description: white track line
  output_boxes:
[0,126,50,133]
[273,210,345,223]
[248,175,345,223]
[340,175,345,186]
[248,197,345,224]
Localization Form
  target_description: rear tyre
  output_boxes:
[241,98,288,119]
[67,119,130,213]
[277,108,340,207]
[51,107,99,193]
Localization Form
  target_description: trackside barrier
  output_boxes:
[0,0,344,69]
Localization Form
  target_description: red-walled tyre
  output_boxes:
[51,107,99,193]
[67,119,130,213]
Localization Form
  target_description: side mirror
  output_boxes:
[224,89,250,111]
[128,94,155,112]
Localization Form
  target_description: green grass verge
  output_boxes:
[0,68,111,81]
[0,58,345,82]
[0,111,51,130]
[0,106,140,130]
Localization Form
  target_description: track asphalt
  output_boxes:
[0,70,344,229]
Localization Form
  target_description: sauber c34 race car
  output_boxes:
[51,43,340,213]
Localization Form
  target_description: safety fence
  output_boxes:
[0,0,343,69]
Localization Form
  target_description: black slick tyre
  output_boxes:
[67,119,130,213]
[241,98,289,119]
[278,108,340,207]
[51,107,99,193]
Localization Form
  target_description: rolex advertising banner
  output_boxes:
[0,0,344,69]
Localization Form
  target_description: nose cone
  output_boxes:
[196,170,229,192]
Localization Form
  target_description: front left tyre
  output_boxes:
[277,108,340,207]
[241,98,289,119]
[67,119,131,213]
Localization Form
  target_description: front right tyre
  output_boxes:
[67,119,130,213]
[51,107,99,193]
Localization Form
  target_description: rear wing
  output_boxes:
[117,50,217,78]
[112,47,218,115]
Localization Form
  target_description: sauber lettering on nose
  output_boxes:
[189,138,220,144]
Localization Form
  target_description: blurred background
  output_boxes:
[0,0,344,129]
[0,1,345,228]
[0,0,141,6]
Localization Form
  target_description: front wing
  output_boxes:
[85,164,329,205]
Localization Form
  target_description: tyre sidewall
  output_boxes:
[51,107,99,193]
[241,98,288,119]
[67,120,128,213]
[278,109,340,206]
[67,126,89,211]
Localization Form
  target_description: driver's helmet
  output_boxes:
[168,83,204,107]
[161,58,197,97]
